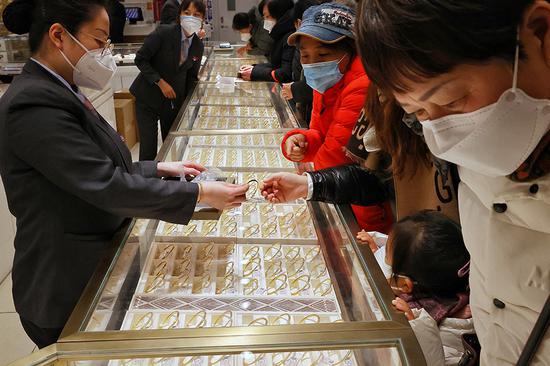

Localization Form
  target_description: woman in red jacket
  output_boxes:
[281,2,392,233]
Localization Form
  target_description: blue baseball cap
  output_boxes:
[288,3,355,46]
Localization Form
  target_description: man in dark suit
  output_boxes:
[160,0,181,24]
[107,0,126,43]
[131,16,204,160]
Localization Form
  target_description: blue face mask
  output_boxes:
[302,57,345,93]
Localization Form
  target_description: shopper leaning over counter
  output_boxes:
[0,0,248,349]
[239,0,295,82]
[131,0,205,161]
[232,5,273,57]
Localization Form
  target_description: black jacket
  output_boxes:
[130,25,204,110]
[251,10,295,82]
[107,0,126,43]
[0,61,199,328]
[160,0,180,24]
[290,48,313,124]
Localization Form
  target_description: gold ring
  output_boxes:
[163,223,179,236]
[243,352,265,366]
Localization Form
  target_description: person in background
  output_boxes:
[107,0,125,43]
[0,0,248,348]
[160,0,180,25]
[280,0,316,126]
[281,2,393,233]
[131,0,205,161]
[239,0,294,82]
[232,6,273,57]
[378,211,474,366]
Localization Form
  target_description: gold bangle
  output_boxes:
[267,273,288,295]
[196,182,202,204]
[265,259,283,277]
[182,223,197,237]
[177,245,193,259]
[264,243,282,261]
[158,244,175,260]
[199,272,212,291]
[314,278,333,297]
[223,261,234,276]
[159,311,180,329]
[287,257,306,277]
[243,278,259,295]
[305,246,321,262]
[261,222,278,238]
[260,202,274,215]
[200,243,215,259]
[223,243,235,257]
[169,273,190,291]
[223,221,238,236]
[285,246,301,261]
[243,202,258,215]
[212,310,233,328]
[243,224,260,238]
[244,245,260,259]
[163,223,179,236]
[152,260,168,276]
[179,356,198,366]
[246,179,259,200]
[281,222,297,238]
[331,350,353,366]
[273,352,293,366]
[216,274,234,294]
[281,212,295,226]
[290,274,311,296]
[202,221,218,236]
[243,257,261,277]
[248,317,268,326]
[185,310,207,328]
[300,351,323,365]
[263,215,278,227]
[209,355,230,365]
[298,314,321,324]
[312,262,328,277]
[271,313,291,325]
[133,312,153,330]
[243,352,265,366]
[152,357,169,365]
[145,272,166,293]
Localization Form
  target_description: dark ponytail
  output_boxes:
[2,0,106,53]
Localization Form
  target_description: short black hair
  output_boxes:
[292,0,318,22]
[258,0,267,17]
[266,0,294,20]
[3,0,106,53]
[356,0,533,93]
[179,0,206,18]
[390,210,469,297]
[232,12,251,30]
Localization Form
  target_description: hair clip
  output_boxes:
[243,278,259,295]
[287,257,306,277]
[212,310,233,328]
[267,273,288,295]
[185,310,207,328]
[298,314,321,324]
[264,243,283,261]
[133,312,153,330]
[159,311,180,329]
[458,260,470,278]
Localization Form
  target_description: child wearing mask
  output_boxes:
[131,0,206,161]
[232,5,273,57]
[368,211,475,366]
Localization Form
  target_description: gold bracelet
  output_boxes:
[185,310,207,328]
[182,223,197,237]
[243,278,259,295]
[244,245,260,259]
[264,243,282,261]
[248,317,268,327]
[158,244,175,260]
[314,278,333,297]
[267,273,288,295]
[243,224,260,238]
[290,274,311,296]
[273,352,293,366]
[287,257,306,278]
[243,256,261,277]
[305,246,321,262]
[212,310,233,328]
[159,311,180,329]
[145,272,166,293]
[285,246,301,261]
[177,245,193,259]
[271,313,291,325]
[196,182,202,204]
[298,314,321,324]
[265,259,283,277]
[152,260,168,276]
[133,312,153,330]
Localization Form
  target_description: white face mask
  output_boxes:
[422,42,550,177]
[181,15,202,36]
[263,19,276,33]
[374,246,393,279]
[58,30,117,91]
[240,32,252,42]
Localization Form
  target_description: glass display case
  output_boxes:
[112,43,144,66]
[8,52,426,366]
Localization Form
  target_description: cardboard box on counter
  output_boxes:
[114,98,138,149]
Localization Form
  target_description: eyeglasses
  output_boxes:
[80,31,113,56]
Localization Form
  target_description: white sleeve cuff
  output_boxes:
[304,172,313,201]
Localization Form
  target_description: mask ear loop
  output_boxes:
[512,28,520,92]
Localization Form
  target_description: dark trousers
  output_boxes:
[135,99,180,161]
[20,317,63,349]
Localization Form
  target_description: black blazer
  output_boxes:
[160,0,180,25]
[0,61,199,328]
[130,25,204,110]
[251,10,295,83]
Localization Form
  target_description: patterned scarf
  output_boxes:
[509,131,550,182]
[400,292,470,325]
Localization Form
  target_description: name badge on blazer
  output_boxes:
[192,56,200,62]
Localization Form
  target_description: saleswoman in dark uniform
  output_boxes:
[131,0,206,161]
[0,0,248,348]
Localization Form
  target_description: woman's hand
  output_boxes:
[239,65,254,81]
[356,230,379,252]
[199,182,249,210]
[236,44,251,56]
[281,82,294,100]
[157,79,177,99]
[157,161,205,178]
[197,29,207,39]
[261,173,308,203]
[392,297,416,321]
[284,134,308,161]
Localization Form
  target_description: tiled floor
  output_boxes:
[0,275,36,365]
